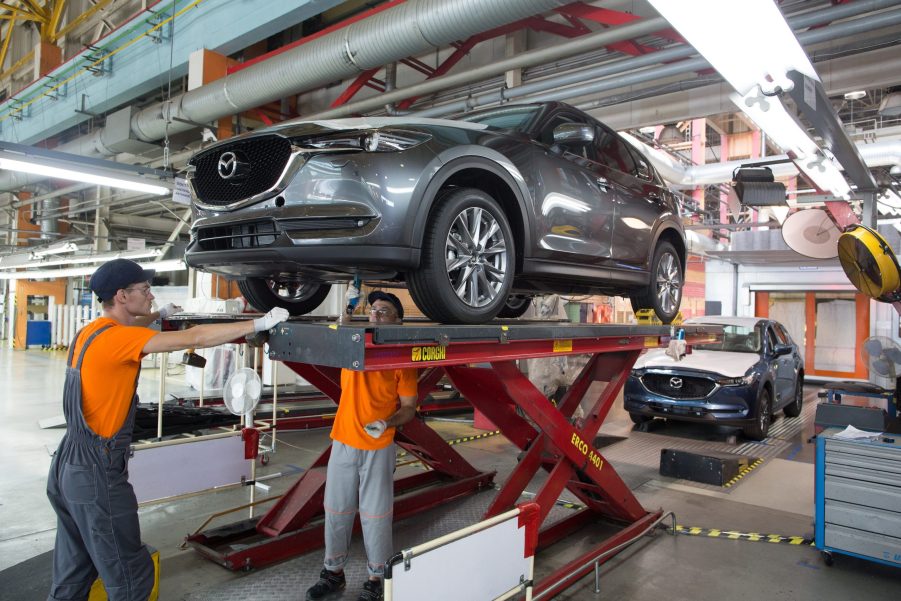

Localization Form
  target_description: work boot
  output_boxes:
[357,579,383,601]
[305,568,346,600]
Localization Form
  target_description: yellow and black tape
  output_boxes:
[723,458,764,488]
[672,525,813,546]
[396,430,502,462]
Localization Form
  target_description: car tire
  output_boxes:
[743,387,772,441]
[409,188,515,324]
[629,413,653,425]
[237,278,331,316]
[630,241,683,324]
[783,374,804,418]
[497,294,532,318]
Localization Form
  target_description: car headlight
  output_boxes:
[717,372,758,386]
[296,129,431,152]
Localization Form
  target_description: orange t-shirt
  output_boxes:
[69,317,158,439]
[330,368,418,451]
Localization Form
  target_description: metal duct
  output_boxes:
[129,0,570,142]
[0,0,898,194]
[40,196,60,240]
[412,2,901,118]
[621,135,901,189]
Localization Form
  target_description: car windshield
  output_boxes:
[691,323,762,353]
[456,105,541,131]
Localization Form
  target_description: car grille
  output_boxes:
[195,218,367,251]
[640,373,716,399]
[190,135,293,206]
[196,220,278,251]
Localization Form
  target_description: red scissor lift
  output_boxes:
[185,320,719,596]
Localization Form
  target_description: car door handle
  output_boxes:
[596,177,611,191]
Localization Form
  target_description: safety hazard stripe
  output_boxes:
[397,430,501,461]
[672,525,814,545]
[723,458,765,488]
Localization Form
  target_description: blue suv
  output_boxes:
[624,316,804,440]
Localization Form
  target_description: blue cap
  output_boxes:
[90,258,155,302]
[368,290,404,319]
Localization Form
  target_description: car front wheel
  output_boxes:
[409,188,515,324]
[237,278,331,316]
[743,387,772,441]
[630,241,683,324]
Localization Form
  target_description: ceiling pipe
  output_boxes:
[410,2,901,118]
[0,0,898,195]
[622,135,901,189]
[129,0,571,141]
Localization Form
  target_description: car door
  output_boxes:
[769,324,795,405]
[592,127,673,266]
[529,111,616,263]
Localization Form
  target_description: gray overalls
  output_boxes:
[46,325,155,601]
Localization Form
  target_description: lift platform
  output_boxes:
[180,318,720,595]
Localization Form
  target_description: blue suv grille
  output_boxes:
[190,135,292,206]
[641,373,716,399]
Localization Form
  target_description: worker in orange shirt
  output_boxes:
[46,258,289,601]
[306,290,418,601]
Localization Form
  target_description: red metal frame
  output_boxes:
[186,324,718,595]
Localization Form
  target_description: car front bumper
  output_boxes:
[623,376,757,426]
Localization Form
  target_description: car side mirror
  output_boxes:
[636,163,652,181]
[553,123,595,146]
[772,343,793,356]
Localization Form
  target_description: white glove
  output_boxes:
[253,307,290,332]
[158,303,182,320]
[345,283,361,311]
[364,419,387,439]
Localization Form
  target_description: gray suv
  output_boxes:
[184,102,685,324]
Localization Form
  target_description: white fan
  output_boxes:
[223,367,263,427]
[781,208,841,259]
[861,336,901,389]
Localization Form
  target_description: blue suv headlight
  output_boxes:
[717,372,758,386]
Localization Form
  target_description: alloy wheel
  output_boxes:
[655,252,681,316]
[444,207,509,308]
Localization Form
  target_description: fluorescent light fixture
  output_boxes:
[729,90,819,159]
[0,247,163,270]
[0,258,185,280]
[799,154,852,199]
[0,141,172,196]
[729,89,850,199]
[30,241,79,258]
[843,91,866,101]
[0,157,170,196]
[647,0,816,96]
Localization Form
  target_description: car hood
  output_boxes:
[634,349,759,377]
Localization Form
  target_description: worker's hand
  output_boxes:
[253,307,290,332]
[345,283,361,312]
[364,419,387,439]
[158,303,183,320]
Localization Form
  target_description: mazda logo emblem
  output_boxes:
[217,151,249,180]
[217,152,238,179]
[669,377,683,389]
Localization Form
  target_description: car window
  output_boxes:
[595,128,639,175]
[693,323,761,353]
[626,145,655,182]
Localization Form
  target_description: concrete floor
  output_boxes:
[1,344,899,600]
